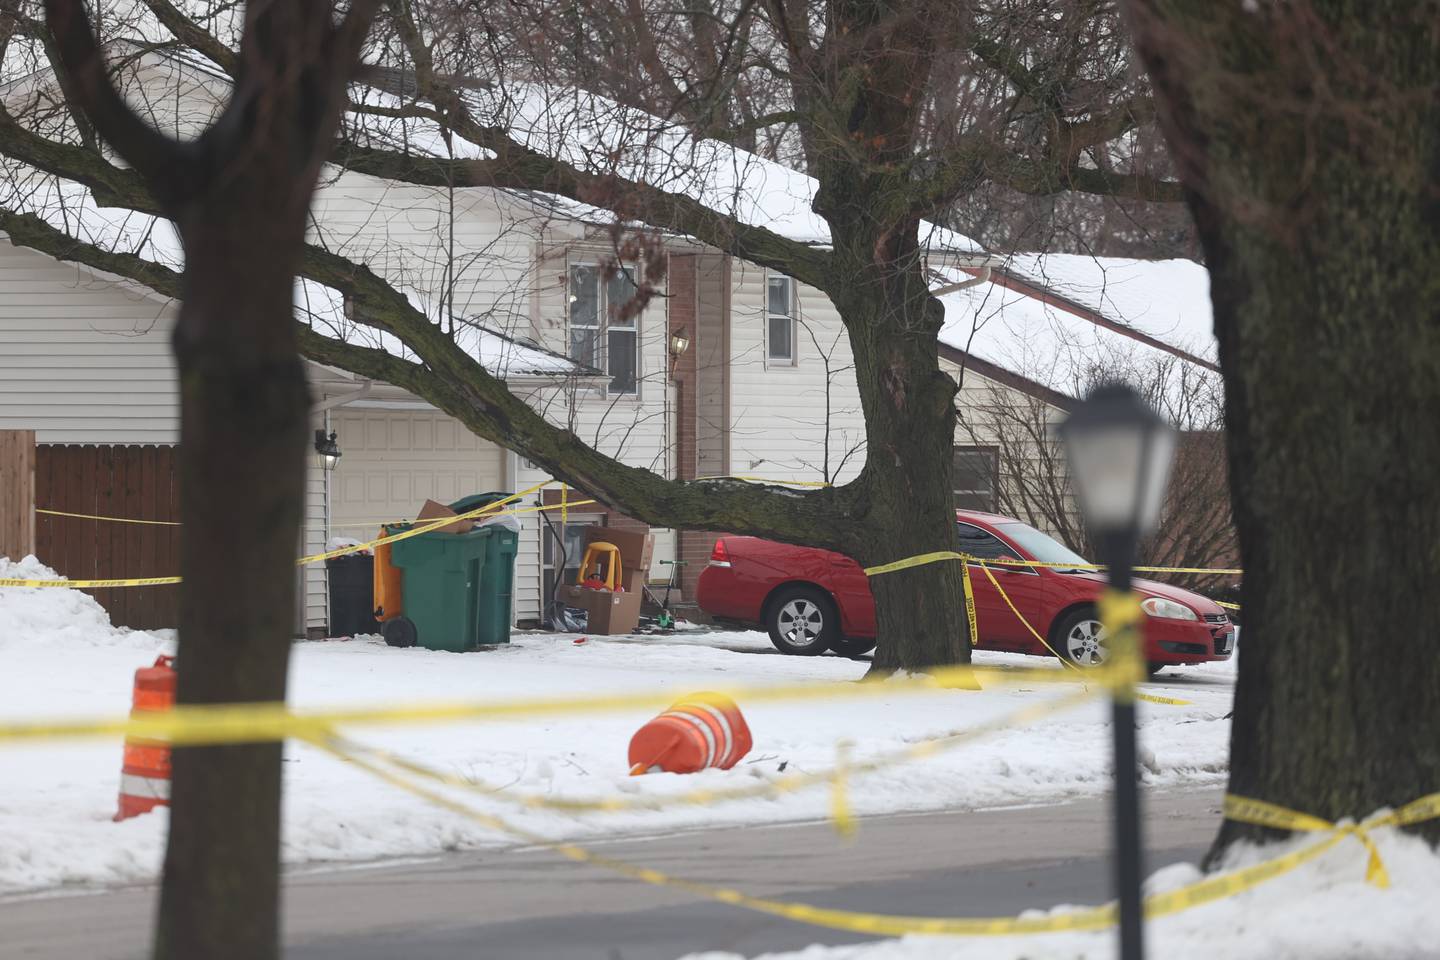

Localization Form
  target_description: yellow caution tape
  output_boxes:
[865,551,1242,578]
[1222,791,1440,888]
[1,489,596,589]
[830,739,856,838]
[334,688,1097,814]
[0,575,184,589]
[315,734,1440,937]
[0,661,1121,746]
[35,508,180,525]
[960,563,979,648]
[1217,600,1241,611]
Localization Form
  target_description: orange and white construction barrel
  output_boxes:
[114,654,176,821]
[628,693,753,775]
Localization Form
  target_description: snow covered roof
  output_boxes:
[999,254,1216,362]
[336,73,990,262]
[937,254,1218,400]
[0,178,593,382]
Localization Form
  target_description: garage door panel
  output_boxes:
[412,418,433,450]
[435,419,456,448]
[389,419,411,450]
[389,472,412,504]
[342,474,366,503]
[365,416,387,449]
[330,412,503,530]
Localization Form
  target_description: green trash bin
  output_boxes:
[380,493,519,652]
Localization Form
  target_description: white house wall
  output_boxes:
[725,261,867,484]
[509,238,676,622]
[0,240,181,444]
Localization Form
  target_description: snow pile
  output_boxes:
[0,587,1235,894]
[683,826,1440,960]
[0,556,173,653]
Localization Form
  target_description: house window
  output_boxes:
[542,516,600,610]
[569,263,640,394]
[953,446,998,512]
[766,274,796,363]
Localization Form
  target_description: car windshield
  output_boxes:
[995,522,1091,571]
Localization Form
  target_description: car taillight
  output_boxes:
[709,539,732,568]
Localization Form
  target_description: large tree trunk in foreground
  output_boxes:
[1126,0,1440,854]
[157,223,310,958]
[41,2,381,956]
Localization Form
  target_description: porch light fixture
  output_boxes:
[314,430,342,471]
[669,327,691,357]
[1056,382,1176,960]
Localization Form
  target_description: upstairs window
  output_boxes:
[766,274,796,363]
[953,446,999,512]
[569,263,640,394]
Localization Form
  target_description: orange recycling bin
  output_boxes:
[628,693,752,775]
[373,530,404,621]
[115,655,176,821]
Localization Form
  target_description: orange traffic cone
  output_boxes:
[115,655,176,821]
[628,693,753,775]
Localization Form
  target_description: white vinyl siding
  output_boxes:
[726,261,867,484]
[0,241,180,444]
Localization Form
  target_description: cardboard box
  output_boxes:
[414,499,474,534]
[556,526,654,635]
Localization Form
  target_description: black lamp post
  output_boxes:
[1057,383,1176,960]
[314,430,342,471]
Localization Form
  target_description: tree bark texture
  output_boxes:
[1124,0,1440,853]
[828,229,969,673]
[38,1,382,956]
[157,217,309,960]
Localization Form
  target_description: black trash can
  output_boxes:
[326,554,380,638]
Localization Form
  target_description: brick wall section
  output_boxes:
[669,254,716,605]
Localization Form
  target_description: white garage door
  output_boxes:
[329,410,505,533]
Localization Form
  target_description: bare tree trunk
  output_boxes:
[1124,0,1440,854]
[828,217,969,672]
[39,3,382,955]
[155,222,309,959]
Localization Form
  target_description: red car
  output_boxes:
[696,510,1235,672]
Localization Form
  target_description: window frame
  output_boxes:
[764,272,798,366]
[952,445,999,513]
[568,260,642,396]
[542,513,604,609]
[956,521,1036,575]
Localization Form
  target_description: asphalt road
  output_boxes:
[1,788,1222,960]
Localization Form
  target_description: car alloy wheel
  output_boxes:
[778,598,825,647]
[1065,617,1109,666]
[766,585,837,655]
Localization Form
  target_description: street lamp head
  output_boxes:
[1057,383,1176,544]
[314,429,342,471]
[669,327,691,358]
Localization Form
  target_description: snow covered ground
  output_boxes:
[1,556,1235,895]
[683,826,1440,960]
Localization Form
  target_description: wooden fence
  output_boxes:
[34,444,181,629]
[0,430,36,561]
